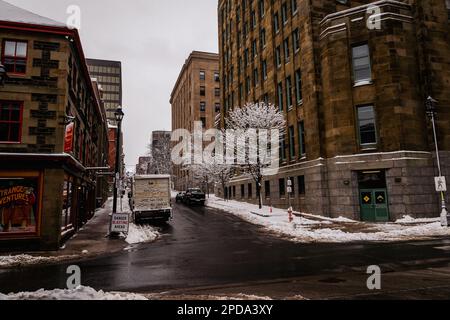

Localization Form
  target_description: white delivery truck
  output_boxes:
[131,175,173,223]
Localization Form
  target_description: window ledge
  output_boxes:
[360,146,378,152]
[354,80,373,87]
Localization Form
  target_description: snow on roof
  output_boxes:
[134,174,171,179]
[0,0,66,28]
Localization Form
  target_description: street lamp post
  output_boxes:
[426,96,449,227]
[112,106,124,214]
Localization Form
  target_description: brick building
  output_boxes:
[218,0,450,221]
[170,51,220,191]
[0,1,109,250]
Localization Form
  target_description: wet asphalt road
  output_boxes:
[1,202,450,297]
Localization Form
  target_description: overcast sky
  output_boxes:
[6,0,219,171]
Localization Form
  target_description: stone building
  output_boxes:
[218,0,450,221]
[0,1,109,250]
[170,51,220,191]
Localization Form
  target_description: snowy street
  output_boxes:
[1,200,450,300]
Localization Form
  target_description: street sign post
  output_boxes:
[435,176,447,192]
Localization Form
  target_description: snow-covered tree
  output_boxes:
[187,156,235,199]
[147,136,172,175]
[225,102,286,209]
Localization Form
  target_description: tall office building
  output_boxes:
[218,0,450,221]
[170,51,220,191]
[86,58,122,125]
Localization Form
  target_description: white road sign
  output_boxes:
[435,176,447,192]
[111,213,130,234]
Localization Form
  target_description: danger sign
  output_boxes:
[110,213,130,234]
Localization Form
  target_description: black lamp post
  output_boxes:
[426,96,449,227]
[112,106,124,214]
[0,63,7,86]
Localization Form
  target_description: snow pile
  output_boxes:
[0,254,76,269]
[395,215,440,224]
[125,223,159,245]
[0,286,148,301]
[206,196,450,243]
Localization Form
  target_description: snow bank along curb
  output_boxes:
[125,223,160,245]
[0,286,148,301]
[0,254,79,269]
[206,196,450,243]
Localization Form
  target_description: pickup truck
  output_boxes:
[184,188,206,206]
[131,175,173,223]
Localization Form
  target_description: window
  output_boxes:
[291,0,298,15]
[282,3,288,25]
[215,88,220,97]
[298,176,306,195]
[0,101,23,143]
[2,40,27,74]
[260,28,266,48]
[352,44,372,84]
[265,181,271,198]
[357,105,377,145]
[293,29,300,52]
[200,71,206,80]
[259,0,265,18]
[233,186,236,198]
[200,86,206,96]
[289,126,295,158]
[251,10,257,29]
[279,178,286,197]
[214,72,220,82]
[298,121,306,157]
[248,183,253,198]
[200,117,207,128]
[286,76,293,109]
[246,76,251,94]
[274,13,280,33]
[295,70,303,104]
[254,68,259,86]
[241,184,245,198]
[284,38,290,62]
[446,0,450,20]
[277,82,284,111]
[262,60,267,80]
[252,40,258,58]
[215,103,221,113]
[276,46,282,67]
[245,48,249,66]
[288,177,295,195]
[200,102,206,112]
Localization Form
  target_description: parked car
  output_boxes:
[184,188,206,206]
[175,191,186,203]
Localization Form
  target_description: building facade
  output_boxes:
[0,1,109,250]
[218,0,450,221]
[86,58,122,125]
[170,51,220,191]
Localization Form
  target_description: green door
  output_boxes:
[360,189,389,222]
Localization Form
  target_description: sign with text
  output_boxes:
[64,123,75,153]
[110,213,129,234]
[435,176,447,192]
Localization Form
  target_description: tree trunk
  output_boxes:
[256,177,262,209]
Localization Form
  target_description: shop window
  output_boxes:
[0,173,41,237]
[61,175,74,232]
[0,101,23,143]
[2,40,28,74]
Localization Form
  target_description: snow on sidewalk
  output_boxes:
[206,196,450,243]
[125,223,159,245]
[0,254,77,268]
[0,286,148,301]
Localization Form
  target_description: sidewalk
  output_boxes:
[0,198,159,269]
[206,196,450,243]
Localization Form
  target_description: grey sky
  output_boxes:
[6,0,219,171]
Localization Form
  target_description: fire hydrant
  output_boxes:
[288,207,294,223]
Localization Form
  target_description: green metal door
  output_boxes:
[360,189,389,222]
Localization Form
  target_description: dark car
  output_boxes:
[184,188,206,206]
[175,192,186,203]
